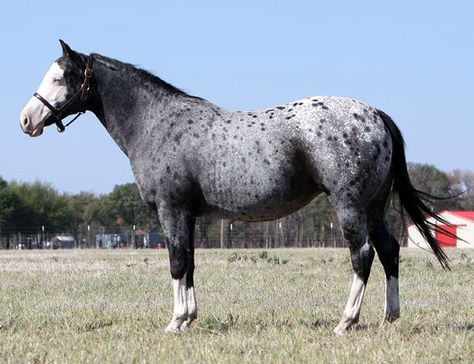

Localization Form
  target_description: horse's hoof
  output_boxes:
[381,312,400,326]
[333,325,348,337]
[165,324,183,334]
[180,321,190,331]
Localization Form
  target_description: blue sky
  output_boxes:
[1,1,473,194]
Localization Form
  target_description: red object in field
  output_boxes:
[435,225,457,248]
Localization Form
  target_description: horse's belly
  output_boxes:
[200,167,321,221]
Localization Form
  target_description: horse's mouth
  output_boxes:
[24,115,52,137]
[29,128,44,137]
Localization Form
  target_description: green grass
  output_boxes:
[0,248,472,363]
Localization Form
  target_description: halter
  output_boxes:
[33,56,93,133]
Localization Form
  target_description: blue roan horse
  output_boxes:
[20,41,450,335]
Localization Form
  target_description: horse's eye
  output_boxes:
[53,78,63,85]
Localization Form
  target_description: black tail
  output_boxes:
[378,109,451,270]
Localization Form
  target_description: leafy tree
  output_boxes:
[103,183,159,230]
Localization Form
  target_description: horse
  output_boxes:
[20,40,451,335]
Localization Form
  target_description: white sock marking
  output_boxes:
[334,274,366,335]
[165,273,188,333]
[181,286,197,330]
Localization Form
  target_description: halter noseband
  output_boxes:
[33,56,93,133]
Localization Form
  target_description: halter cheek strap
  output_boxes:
[33,56,93,133]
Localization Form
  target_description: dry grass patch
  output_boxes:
[0,248,472,363]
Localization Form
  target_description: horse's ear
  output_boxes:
[59,39,73,58]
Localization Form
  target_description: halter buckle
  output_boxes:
[56,120,66,133]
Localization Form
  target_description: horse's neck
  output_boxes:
[89,62,184,156]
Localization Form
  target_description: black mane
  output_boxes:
[90,53,202,99]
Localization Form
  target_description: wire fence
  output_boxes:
[0,218,351,250]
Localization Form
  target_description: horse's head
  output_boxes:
[20,40,91,136]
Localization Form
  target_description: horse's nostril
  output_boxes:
[22,114,30,127]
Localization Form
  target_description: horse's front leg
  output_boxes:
[181,228,197,330]
[158,203,196,333]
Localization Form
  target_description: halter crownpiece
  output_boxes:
[34,56,93,133]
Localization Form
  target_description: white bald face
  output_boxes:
[20,62,69,137]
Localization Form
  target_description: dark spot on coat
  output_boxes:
[187,119,193,124]
[226,119,232,124]
[263,159,270,165]
[166,166,171,174]
[173,133,182,144]
[277,106,285,110]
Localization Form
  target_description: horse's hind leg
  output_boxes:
[332,207,375,336]
[181,231,197,330]
[368,210,400,325]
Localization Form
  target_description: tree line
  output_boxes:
[0,163,472,249]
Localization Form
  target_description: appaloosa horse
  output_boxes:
[20,41,450,335]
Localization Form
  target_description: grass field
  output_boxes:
[0,248,472,363]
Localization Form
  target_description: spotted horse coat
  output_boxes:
[20,41,452,336]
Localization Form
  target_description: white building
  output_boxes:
[407,211,474,249]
